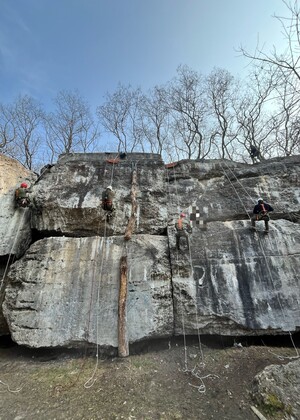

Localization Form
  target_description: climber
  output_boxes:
[102,185,115,212]
[251,198,274,232]
[15,182,31,208]
[249,145,261,163]
[175,212,192,250]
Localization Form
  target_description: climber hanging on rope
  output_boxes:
[175,212,192,250]
[102,185,115,220]
[251,198,274,233]
[14,182,31,208]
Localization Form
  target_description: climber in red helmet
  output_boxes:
[175,212,192,251]
[15,182,31,208]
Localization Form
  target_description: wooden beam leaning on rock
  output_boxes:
[118,165,138,357]
[118,255,129,357]
[124,167,138,241]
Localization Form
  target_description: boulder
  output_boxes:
[251,358,300,419]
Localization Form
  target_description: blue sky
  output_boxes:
[0,0,289,112]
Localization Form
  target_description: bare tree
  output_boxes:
[2,95,45,170]
[0,103,17,151]
[139,86,171,155]
[97,84,144,153]
[166,65,212,159]
[45,90,99,161]
[233,68,279,161]
[205,68,239,159]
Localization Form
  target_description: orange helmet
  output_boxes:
[20,182,28,188]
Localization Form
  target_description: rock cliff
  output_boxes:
[0,152,299,349]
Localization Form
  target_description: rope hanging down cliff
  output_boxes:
[84,158,117,387]
[220,160,299,360]
[166,163,218,393]
[0,207,29,394]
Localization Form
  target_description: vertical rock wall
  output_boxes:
[1,153,300,347]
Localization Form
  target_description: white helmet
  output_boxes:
[107,185,113,191]
[257,197,263,203]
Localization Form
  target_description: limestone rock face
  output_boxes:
[31,153,167,237]
[3,235,172,347]
[251,358,300,419]
[0,154,35,258]
[167,156,300,336]
[1,153,300,346]
[0,154,36,335]
[170,219,300,335]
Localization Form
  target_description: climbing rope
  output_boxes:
[167,162,210,392]
[84,154,121,387]
[0,206,29,394]
[0,208,28,294]
[84,221,108,388]
[219,160,299,360]
[0,379,23,394]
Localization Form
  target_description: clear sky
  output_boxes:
[0,0,289,112]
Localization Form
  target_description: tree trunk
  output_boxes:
[118,255,129,357]
[124,168,138,241]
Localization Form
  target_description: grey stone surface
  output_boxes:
[1,152,300,345]
[167,157,300,336]
[3,235,173,347]
[31,153,167,237]
[170,219,300,335]
[251,358,300,419]
[0,154,36,335]
[0,154,35,258]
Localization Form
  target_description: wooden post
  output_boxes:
[118,166,138,356]
[124,169,138,241]
[118,255,129,357]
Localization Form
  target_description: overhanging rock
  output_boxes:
[31,153,167,237]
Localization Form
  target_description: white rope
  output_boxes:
[169,162,209,387]
[220,161,299,360]
[84,216,108,388]
[0,209,27,293]
[84,155,119,388]
[0,207,28,394]
[0,379,23,393]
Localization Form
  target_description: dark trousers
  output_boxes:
[176,230,189,250]
[251,214,269,230]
